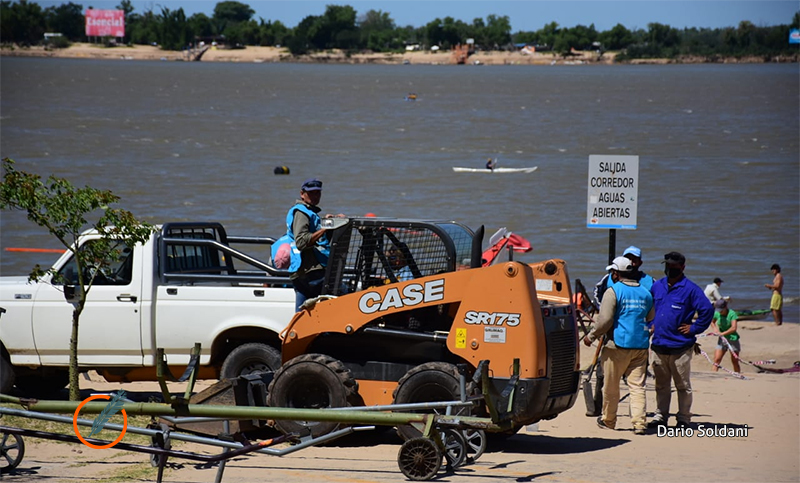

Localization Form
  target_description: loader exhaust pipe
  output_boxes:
[470,225,484,268]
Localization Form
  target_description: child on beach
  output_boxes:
[711,299,741,374]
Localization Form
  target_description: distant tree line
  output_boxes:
[2,0,798,59]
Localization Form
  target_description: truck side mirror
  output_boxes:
[64,285,76,301]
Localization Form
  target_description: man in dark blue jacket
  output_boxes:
[649,252,714,429]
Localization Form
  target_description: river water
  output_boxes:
[1,58,797,321]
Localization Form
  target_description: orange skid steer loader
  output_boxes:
[266,218,580,438]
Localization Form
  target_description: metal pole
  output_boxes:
[608,229,616,265]
[1,396,500,430]
[214,420,230,483]
[0,406,370,456]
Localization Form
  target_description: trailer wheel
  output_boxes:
[220,343,282,380]
[149,423,171,468]
[0,431,24,474]
[463,429,487,461]
[267,353,358,438]
[441,429,467,469]
[0,351,14,394]
[398,437,441,481]
[392,362,475,441]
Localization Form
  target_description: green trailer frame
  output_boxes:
[0,348,524,481]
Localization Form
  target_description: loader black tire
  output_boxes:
[220,343,282,380]
[267,353,358,438]
[392,362,475,441]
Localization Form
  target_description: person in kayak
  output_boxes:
[485,158,496,171]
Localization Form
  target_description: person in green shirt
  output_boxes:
[711,299,740,373]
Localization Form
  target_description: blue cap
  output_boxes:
[301,178,322,191]
[623,246,642,258]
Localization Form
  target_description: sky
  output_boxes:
[32,1,799,32]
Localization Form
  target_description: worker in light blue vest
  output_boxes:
[584,256,655,435]
[587,245,654,417]
[283,178,331,312]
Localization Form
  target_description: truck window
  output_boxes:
[164,230,223,274]
[57,240,134,286]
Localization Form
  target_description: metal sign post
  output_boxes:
[586,155,639,263]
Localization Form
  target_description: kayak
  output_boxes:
[452,166,538,174]
[736,309,771,320]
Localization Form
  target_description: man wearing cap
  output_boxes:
[284,178,332,311]
[593,246,654,305]
[704,277,728,304]
[583,256,655,435]
[711,299,741,374]
[648,252,714,429]
[587,245,653,417]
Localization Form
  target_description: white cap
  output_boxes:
[606,256,633,272]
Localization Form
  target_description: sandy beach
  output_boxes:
[1,42,615,65]
[1,319,797,482]
[5,42,794,65]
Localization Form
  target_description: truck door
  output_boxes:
[31,240,144,366]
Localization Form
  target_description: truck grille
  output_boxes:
[547,329,577,396]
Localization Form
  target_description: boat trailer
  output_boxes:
[0,355,523,481]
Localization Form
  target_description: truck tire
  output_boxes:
[392,362,475,441]
[220,343,282,380]
[267,353,358,438]
[14,370,68,398]
[0,353,14,394]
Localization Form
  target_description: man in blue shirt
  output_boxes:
[648,251,714,429]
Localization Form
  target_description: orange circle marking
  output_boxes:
[72,394,128,449]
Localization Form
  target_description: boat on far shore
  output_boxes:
[452,166,538,174]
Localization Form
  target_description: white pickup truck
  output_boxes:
[0,222,296,396]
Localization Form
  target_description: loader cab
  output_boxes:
[322,218,474,296]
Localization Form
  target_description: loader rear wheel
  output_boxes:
[220,343,281,380]
[393,362,475,441]
[267,353,358,438]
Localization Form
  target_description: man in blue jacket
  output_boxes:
[649,252,714,429]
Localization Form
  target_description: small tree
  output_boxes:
[0,158,155,401]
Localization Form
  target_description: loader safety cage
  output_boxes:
[323,218,475,296]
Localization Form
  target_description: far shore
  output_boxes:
[2,42,797,65]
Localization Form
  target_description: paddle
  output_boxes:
[582,336,604,414]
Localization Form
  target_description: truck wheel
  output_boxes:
[392,362,475,441]
[220,343,282,380]
[267,353,358,438]
[0,353,14,394]
[14,371,68,398]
